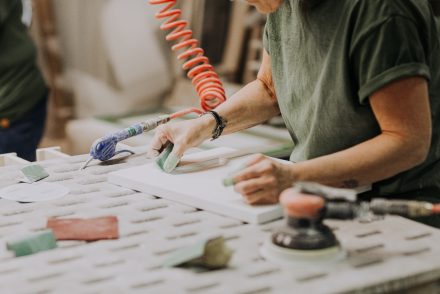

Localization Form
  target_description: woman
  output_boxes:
[149,0,440,225]
[0,0,47,161]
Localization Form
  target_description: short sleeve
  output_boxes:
[350,16,431,104]
[0,0,12,25]
[0,2,6,25]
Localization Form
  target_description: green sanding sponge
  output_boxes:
[21,164,49,183]
[7,230,57,257]
[155,144,180,173]
[156,144,174,170]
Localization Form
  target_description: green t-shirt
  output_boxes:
[264,0,440,199]
[0,0,46,123]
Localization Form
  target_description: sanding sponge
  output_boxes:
[7,230,57,257]
[156,144,180,173]
[21,164,49,183]
[47,216,119,241]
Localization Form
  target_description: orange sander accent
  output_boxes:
[281,192,326,219]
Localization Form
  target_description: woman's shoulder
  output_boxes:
[343,0,435,42]
[0,0,20,25]
[348,0,432,21]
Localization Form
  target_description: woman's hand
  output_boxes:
[147,115,215,171]
[232,154,296,205]
[147,50,279,173]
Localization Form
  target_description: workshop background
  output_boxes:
[2,1,440,293]
[31,0,273,155]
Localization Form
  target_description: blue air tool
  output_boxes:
[80,115,171,170]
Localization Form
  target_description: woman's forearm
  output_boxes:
[197,49,279,140]
[290,76,431,189]
[198,78,280,139]
[290,133,428,189]
[219,79,280,134]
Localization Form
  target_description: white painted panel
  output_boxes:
[108,149,283,224]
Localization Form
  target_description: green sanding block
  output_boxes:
[21,164,49,183]
[156,144,177,173]
[164,236,233,269]
[7,230,57,257]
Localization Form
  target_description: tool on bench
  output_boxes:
[81,0,227,170]
[261,182,440,265]
[80,115,171,170]
[7,230,57,257]
[47,216,119,241]
[21,164,49,183]
[164,236,233,270]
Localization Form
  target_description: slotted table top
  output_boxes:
[0,148,439,294]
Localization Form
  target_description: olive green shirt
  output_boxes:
[0,0,46,123]
[264,0,440,199]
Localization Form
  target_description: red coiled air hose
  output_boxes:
[150,0,227,119]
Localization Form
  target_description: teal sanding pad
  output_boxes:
[155,144,180,173]
[7,230,57,257]
[156,144,174,170]
[21,164,49,183]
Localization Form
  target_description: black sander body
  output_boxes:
[261,182,439,265]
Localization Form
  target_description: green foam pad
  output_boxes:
[21,165,49,183]
[7,230,57,257]
[155,144,174,171]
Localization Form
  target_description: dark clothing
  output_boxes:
[0,0,47,124]
[0,0,47,160]
[0,92,47,161]
[263,0,440,206]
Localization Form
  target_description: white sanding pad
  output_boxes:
[260,237,345,267]
[0,182,69,203]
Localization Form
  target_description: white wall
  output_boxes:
[53,0,111,83]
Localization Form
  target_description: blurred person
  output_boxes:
[0,0,47,161]
[149,0,440,226]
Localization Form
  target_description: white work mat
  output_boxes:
[1,149,440,293]
[108,148,283,224]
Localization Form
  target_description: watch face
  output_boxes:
[21,0,33,27]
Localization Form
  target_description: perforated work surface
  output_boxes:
[0,149,440,294]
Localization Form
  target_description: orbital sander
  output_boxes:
[261,182,440,266]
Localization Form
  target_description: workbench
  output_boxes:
[0,148,440,293]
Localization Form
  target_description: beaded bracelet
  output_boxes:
[201,110,228,140]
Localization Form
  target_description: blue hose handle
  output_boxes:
[90,123,144,161]
[81,115,170,169]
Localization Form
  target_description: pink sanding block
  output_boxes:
[47,216,119,241]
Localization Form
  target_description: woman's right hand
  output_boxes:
[147,115,215,172]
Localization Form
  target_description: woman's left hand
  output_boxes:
[232,154,296,205]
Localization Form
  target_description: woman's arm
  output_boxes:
[211,50,280,135]
[291,76,431,188]
[233,76,432,203]
[148,51,280,161]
